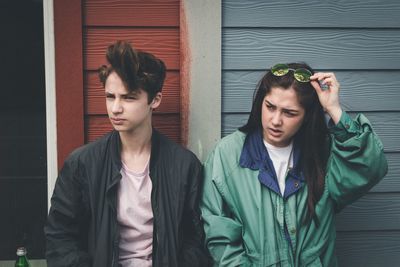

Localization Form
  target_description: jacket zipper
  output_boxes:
[110,202,120,267]
[108,173,121,267]
[150,169,158,266]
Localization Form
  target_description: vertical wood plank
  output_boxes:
[54,0,84,168]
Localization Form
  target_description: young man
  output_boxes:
[45,41,209,267]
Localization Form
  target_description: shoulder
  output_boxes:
[155,131,201,167]
[216,130,246,149]
[152,131,203,186]
[64,131,115,166]
[211,130,245,159]
[205,130,245,170]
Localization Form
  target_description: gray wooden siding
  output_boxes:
[221,0,400,265]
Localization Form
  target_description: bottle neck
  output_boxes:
[15,247,30,267]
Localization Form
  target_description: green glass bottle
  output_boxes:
[15,247,30,267]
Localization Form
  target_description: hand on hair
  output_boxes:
[310,72,343,124]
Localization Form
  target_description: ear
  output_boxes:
[150,92,162,109]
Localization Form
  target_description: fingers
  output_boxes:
[310,72,335,80]
[310,72,334,85]
[310,72,340,91]
[310,79,323,93]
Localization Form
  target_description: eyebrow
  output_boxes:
[265,100,300,113]
[105,91,139,97]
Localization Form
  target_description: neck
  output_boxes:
[263,139,293,149]
[119,124,152,156]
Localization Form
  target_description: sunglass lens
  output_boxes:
[294,69,312,82]
[271,64,289,76]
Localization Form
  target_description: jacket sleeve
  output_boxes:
[178,158,212,267]
[326,111,388,211]
[200,150,250,267]
[44,154,91,267]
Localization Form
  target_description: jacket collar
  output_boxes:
[108,128,161,188]
[239,129,305,198]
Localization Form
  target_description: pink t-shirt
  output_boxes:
[117,160,153,267]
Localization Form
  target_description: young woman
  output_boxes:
[200,63,388,266]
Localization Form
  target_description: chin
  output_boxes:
[112,125,127,131]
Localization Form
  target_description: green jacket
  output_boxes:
[200,112,388,267]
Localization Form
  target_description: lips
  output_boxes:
[268,127,283,137]
[110,117,125,125]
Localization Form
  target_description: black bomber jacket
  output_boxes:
[45,129,210,267]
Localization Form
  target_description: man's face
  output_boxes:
[261,86,305,147]
[105,72,161,134]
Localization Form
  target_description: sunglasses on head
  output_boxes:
[270,63,312,83]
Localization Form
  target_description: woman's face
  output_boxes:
[261,86,305,147]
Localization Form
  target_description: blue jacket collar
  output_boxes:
[239,129,305,198]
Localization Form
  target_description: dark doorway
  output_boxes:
[0,0,47,260]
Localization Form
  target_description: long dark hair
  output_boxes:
[239,62,330,222]
[98,40,166,103]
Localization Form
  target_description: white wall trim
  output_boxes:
[183,0,222,162]
[43,0,58,211]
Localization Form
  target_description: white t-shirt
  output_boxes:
[117,160,153,267]
[263,140,294,196]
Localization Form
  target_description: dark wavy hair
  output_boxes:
[239,62,330,223]
[98,40,166,103]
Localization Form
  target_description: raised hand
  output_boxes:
[310,72,343,124]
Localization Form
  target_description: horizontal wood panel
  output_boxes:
[363,112,400,152]
[372,153,400,192]
[222,29,400,70]
[336,231,400,266]
[86,114,180,143]
[84,28,180,70]
[222,70,400,112]
[222,112,400,152]
[336,193,400,231]
[85,71,180,114]
[223,0,400,28]
[84,0,179,27]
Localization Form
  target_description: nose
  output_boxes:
[111,98,123,114]
[271,111,282,126]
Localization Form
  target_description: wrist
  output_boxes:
[327,106,343,125]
